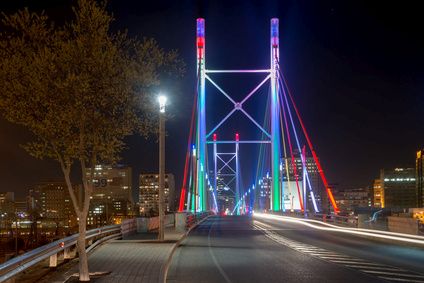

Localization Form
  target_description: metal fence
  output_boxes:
[0,224,121,283]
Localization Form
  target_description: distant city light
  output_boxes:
[384,178,415,182]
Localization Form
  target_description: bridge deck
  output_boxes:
[167,215,424,283]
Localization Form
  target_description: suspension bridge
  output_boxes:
[2,18,423,283]
[178,18,338,216]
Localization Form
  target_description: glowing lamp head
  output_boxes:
[213,133,217,141]
[158,95,167,113]
[235,133,239,141]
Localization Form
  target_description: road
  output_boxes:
[166,215,424,283]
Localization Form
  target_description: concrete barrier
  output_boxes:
[357,214,368,228]
[121,219,137,237]
[136,214,175,233]
[175,212,210,232]
[388,216,419,235]
[175,212,188,233]
[136,218,150,233]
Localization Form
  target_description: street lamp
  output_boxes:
[159,95,167,113]
[158,95,167,241]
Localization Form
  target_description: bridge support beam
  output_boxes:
[196,18,207,211]
[235,133,240,214]
[49,253,57,268]
[64,247,73,259]
[270,18,281,211]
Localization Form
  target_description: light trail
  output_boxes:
[253,213,424,245]
[287,215,424,240]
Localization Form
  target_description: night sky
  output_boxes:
[1,0,423,199]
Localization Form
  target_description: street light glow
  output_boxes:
[158,95,167,113]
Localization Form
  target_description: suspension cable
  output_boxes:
[279,91,291,211]
[278,75,319,212]
[278,68,339,213]
[279,81,304,211]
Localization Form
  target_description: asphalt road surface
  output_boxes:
[166,215,424,283]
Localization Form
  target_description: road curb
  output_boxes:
[161,215,213,283]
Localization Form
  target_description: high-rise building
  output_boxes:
[333,187,372,213]
[0,192,14,215]
[13,199,28,216]
[258,174,271,211]
[85,165,133,225]
[29,182,76,228]
[215,172,236,214]
[139,173,175,216]
[282,154,324,212]
[380,168,416,209]
[373,178,384,208]
[0,192,15,232]
[417,150,424,208]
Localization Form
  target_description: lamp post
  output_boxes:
[158,95,166,241]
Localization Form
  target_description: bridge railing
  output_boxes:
[0,224,121,283]
[186,212,210,229]
[175,211,212,232]
[312,213,358,228]
[277,211,358,228]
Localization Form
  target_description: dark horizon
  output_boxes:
[1,0,423,199]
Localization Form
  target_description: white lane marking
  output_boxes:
[331,259,381,266]
[308,252,338,255]
[320,256,358,260]
[208,220,233,283]
[300,248,326,251]
[362,270,424,278]
[349,265,400,271]
[378,277,424,283]
[253,220,424,283]
[253,213,424,245]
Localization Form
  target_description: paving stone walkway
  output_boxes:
[39,228,185,283]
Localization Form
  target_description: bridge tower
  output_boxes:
[196,18,207,211]
[270,19,281,211]
[178,18,340,214]
[193,18,282,211]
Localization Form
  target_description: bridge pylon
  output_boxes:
[179,18,341,214]
[191,18,283,212]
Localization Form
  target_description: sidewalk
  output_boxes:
[37,227,185,283]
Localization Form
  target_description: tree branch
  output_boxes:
[55,147,81,217]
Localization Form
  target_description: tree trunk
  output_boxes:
[77,214,90,281]
[59,159,92,281]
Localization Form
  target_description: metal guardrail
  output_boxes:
[277,211,424,236]
[0,224,121,283]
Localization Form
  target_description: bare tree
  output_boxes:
[0,0,182,280]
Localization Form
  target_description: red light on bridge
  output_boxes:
[197,37,204,49]
[235,133,239,141]
[196,18,205,49]
[213,133,217,141]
